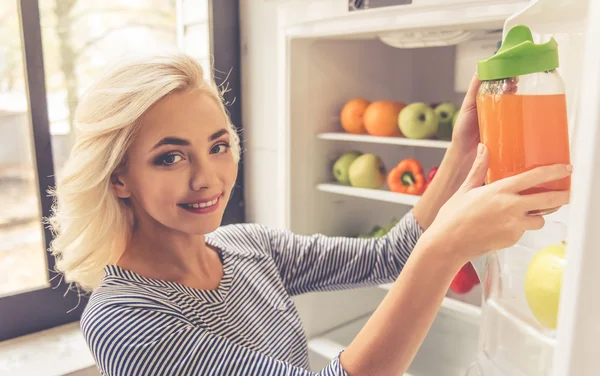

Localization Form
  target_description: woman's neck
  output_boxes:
[116,221,223,290]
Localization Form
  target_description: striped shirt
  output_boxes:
[81,211,423,375]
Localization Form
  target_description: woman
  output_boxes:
[48,50,571,376]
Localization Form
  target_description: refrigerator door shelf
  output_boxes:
[470,221,568,376]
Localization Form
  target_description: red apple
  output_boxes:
[424,166,439,191]
[450,262,480,294]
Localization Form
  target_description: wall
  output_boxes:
[239,0,282,227]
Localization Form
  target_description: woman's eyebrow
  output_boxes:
[209,129,228,141]
[151,137,190,151]
[150,129,228,151]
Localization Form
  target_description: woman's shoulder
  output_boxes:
[207,222,279,259]
[79,279,194,367]
[80,271,186,332]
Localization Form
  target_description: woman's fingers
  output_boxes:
[460,74,482,112]
[499,164,572,193]
[521,190,571,212]
[460,144,489,191]
[522,214,546,231]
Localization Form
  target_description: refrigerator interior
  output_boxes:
[290,38,472,237]
[273,0,600,374]
[286,34,497,374]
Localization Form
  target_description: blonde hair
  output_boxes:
[46,49,241,291]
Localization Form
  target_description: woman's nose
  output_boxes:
[189,159,218,191]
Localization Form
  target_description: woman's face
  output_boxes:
[113,89,238,236]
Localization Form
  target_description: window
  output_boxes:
[180,0,212,79]
[0,0,49,298]
[39,0,179,175]
[0,0,243,342]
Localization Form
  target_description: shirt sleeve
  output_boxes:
[264,210,424,296]
[82,303,348,376]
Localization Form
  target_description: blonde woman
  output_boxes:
[48,50,571,376]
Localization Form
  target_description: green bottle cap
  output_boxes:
[477,25,559,81]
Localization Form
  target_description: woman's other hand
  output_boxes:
[451,74,482,164]
[425,143,572,266]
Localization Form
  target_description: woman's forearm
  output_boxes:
[413,145,475,230]
[339,233,462,376]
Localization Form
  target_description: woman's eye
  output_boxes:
[211,143,231,154]
[155,153,183,166]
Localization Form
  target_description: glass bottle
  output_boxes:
[476,25,571,215]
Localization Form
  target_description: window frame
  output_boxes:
[210,0,246,225]
[0,0,245,342]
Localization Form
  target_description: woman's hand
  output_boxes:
[451,74,482,162]
[425,144,572,266]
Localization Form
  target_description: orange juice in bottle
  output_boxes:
[476,25,571,214]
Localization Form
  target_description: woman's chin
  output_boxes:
[173,216,223,236]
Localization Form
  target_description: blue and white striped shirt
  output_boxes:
[81,211,423,375]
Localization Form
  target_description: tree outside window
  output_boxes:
[0,0,177,297]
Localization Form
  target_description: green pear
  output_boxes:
[384,218,399,233]
[435,103,458,141]
[332,151,362,184]
[348,153,386,189]
[368,225,383,236]
[398,103,439,139]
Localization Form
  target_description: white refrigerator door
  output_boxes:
[503,0,600,375]
[552,1,600,375]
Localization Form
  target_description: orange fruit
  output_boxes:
[364,101,405,137]
[340,98,370,134]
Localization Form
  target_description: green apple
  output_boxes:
[398,103,439,139]
[434,103,458,141]
[524,242,566,329]
[332,151,362,184]
[348,153,386,189]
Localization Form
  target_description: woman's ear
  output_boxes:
[111,172,131,199]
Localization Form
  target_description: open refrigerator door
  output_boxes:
[467,0,600,375]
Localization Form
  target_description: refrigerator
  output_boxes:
[259,0,600,375]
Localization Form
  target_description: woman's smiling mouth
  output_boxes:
[178,195,221,214]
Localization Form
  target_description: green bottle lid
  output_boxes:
[477,25,559,81]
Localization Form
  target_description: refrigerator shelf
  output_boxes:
[317,183,420,206]
[317,132,450,149]
[307,296,479,375]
